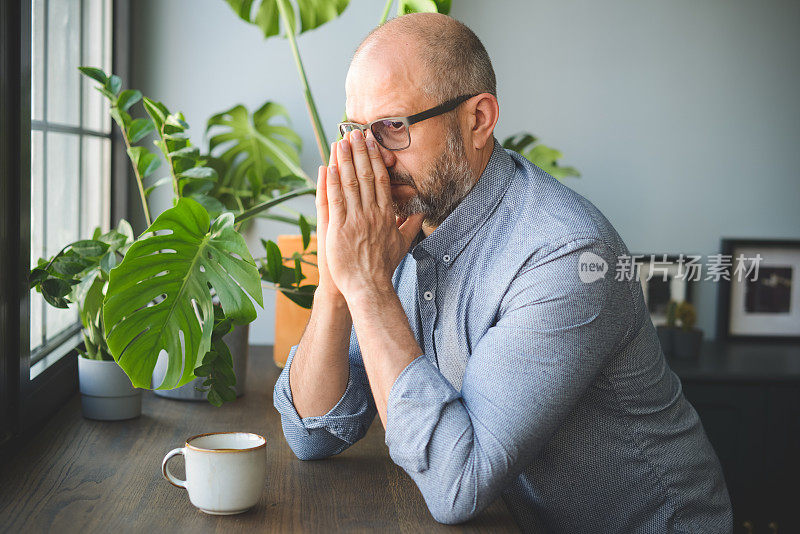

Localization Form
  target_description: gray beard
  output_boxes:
[389,121,477,227]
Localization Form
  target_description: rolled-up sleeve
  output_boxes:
[273,325,377,460]
[384,237,634,524]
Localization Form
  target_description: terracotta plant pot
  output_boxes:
[78,356,142,421]
[273,234,319,368]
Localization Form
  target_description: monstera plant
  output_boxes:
[29,69,315,406]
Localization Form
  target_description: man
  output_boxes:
[273,12,732,533]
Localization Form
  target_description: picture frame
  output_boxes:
[716,238,800,342]
[632,254,697,326]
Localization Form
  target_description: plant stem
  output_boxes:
[276,0,329,164]
[234,187,315,224]
[156,122,180,198]
[379,0,393,24]
[121,132,153,227]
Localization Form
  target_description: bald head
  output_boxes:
[350,12,496,104]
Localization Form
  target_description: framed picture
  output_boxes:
[716,239,800,342]
[633,254,697,326]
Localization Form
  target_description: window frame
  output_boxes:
[0,0,131,459]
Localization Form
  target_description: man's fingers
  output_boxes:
[348,129,377,210]
[397,212,425,247]
[335,135,362,214]
[326,164,346,223]
[366,133,392,212]
[315,165,329,227]
[329,141,337,167]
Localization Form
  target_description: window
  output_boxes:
[29,0,113,376]
[0,0,126,453]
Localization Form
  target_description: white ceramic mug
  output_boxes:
[161,431,267,515]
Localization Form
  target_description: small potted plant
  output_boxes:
[673,301,703,361]
[656,300,678,357]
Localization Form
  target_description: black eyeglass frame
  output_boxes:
[338,93,481,151]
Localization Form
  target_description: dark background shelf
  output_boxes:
[669,341,800,533]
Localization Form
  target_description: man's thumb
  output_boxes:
[398,212,425,245]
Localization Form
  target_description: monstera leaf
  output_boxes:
[397,0,450,15]
[225,0,350,38]
[207,102,306,186]
[103,198,263,390]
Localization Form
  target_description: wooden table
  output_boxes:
[0,346,519,533]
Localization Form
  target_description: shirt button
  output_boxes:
[423,291,434,301]
[442,254,451,263]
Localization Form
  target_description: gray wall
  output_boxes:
[131,0,800,345]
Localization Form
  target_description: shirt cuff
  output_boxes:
[272,343,373,445]
[385,355,461,473]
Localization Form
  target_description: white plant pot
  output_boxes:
[151,324,249,401]
[78,356,142,421]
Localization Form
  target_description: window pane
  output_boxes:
[45,132,80,340]
[31,0,45,121]
[82,0,111,132]
[81,136,111,237]
[30,131,45,351]
[47,0,80,126]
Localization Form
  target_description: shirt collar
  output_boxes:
[411,137,515,264]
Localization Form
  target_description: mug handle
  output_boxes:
[161,447,186,489]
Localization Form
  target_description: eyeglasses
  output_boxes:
[338,93,480,151]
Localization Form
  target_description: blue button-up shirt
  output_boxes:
[273,138,733,533]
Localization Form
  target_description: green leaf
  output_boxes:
[142,97,168,130]
[217,385,236,403]
[52,256,90,277]
[42,277,72,299]
[263,239,283,283]
[165,113,189,129]
[280,284,316,309]
[293,256,302,286]
[501,132,581,181]
[99,251,117,274]
[103,198,263,390]
[127,146,162,178]
[42,291,69,309]
[71,240,110,257]
[299,214,310,250]
[94,85,116,101]
[144,176,172,198]
[117,89,142,112]
[169,146,200,160]
[225,0,349,38]
[501,133,537,153]
[110,108,131,131]
[398,0,448,15]
[188,194,227,219]
[207,389,223,407]
[29,268,48,288]
[179,166,217,180]
[129,118,155,143]
[105,74,122,95]
[194,364,213,376]
[207,102,303,181]
[78,66,108,85]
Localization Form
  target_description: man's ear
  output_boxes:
[465,93,499,150]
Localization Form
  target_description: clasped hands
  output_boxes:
[315,129,425,306]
